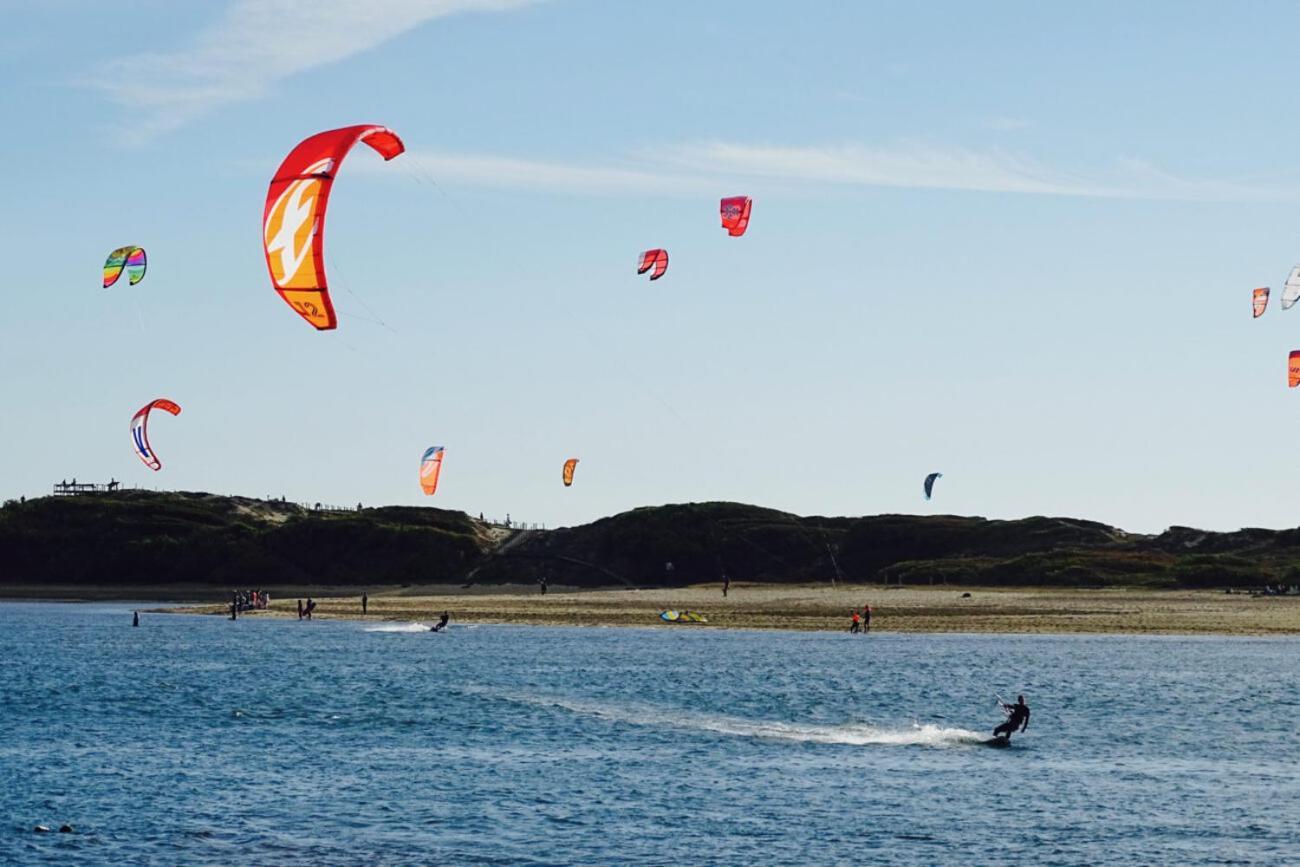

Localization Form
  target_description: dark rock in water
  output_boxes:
[33,825,50,833]
[59,824,73,833]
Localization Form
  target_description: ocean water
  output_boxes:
[1,602,1297,865]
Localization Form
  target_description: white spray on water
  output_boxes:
[478,690,988,748]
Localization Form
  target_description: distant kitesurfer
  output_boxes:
[230,602,237,621]
[132,610,139,627]
[994,695,1030,740]
[362,592,368,615]
[431,611,450,632]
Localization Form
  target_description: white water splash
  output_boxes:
[490,691,988,748]
[363,622,432,633]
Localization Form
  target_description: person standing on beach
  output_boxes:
[305,597,315,620]
[132,610,139,627]
[850,610,860,634]
[539,576,548,595]
[722,574,730,597]
[297,599,303,620]
[862,604,872,633]
[362,592,368,615]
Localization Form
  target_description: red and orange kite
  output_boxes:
[420,446,445,495]
[1253,287,1269,318]
[720,196,752,237]
[131,398,181,471]
[263,125,405,330]
[562,458,579,487]
[637,249,668,281]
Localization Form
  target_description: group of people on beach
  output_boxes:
[849,605,873,634]
[297,597,316,620]
[1254,584,1297,597]
[232,589,269,612]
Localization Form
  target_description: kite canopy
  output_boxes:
[263,125,405,330]
[720,196,752,236]
[637,249,669,281]
[103,246,147,288]
[1253,287,1269,318]
[130,398,181,471]
[1283,268,1300,311]
[924,472,943,500]
[420,446,445,495]
[1290,353,1300,388]
[562,458,579,487]
[659,610,706,622]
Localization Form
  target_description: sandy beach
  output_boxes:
[166,584,1300,635]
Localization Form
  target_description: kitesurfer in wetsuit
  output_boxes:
[431,612,450,632]
[994,695,1030,740]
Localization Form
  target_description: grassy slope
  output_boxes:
[4,492,1300,591]
[0,491,486,590]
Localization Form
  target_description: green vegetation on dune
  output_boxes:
[1,492,1298,592]
[0,491,484,589]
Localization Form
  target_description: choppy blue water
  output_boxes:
[1,602,1297,865]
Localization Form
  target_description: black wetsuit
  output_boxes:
[994,702,1030,738]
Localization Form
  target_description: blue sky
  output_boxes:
[3,0,1300,532]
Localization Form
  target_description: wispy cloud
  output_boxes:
[387,141,1283,203]
[651,141,1116,197]
[90,0,536,140]
[395,151,709,195]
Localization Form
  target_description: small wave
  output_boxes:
[495,692,986,748]
[363,622,431,633]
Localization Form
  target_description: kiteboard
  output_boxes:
[983,735,1012,748]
